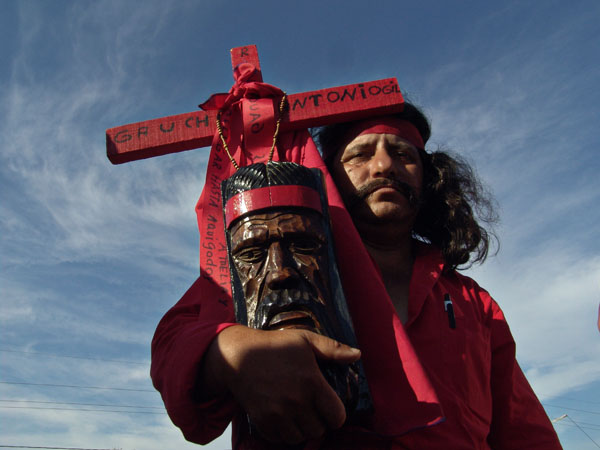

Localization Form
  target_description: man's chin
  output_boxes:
[351,205,417,238]
[361,201,416,222]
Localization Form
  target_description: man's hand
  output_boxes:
[202,325,361,445]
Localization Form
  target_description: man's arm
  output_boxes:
[151,276,361,446]
[150,277,238,444]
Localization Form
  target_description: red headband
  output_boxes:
[225,185,322,228]
[344,116,424,149]
[325,116,425,160]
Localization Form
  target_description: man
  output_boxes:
[151,103,562,449]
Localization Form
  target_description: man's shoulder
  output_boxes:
[414,241,492,296]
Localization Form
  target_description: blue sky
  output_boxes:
[1,1,599,449]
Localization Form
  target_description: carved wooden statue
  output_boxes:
[221,161,371,420]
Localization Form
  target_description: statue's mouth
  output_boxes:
[267,309,321,332]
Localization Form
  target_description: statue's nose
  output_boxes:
[265,241,299,289]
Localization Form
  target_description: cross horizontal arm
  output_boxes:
[106,78,403,164]
[106,110,217,164]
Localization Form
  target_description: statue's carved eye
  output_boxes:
[235,247,266,263]
[290,238,322,255]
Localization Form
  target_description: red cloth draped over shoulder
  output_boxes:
[151,63,444,441]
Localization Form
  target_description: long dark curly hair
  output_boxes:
[314,102,498,270]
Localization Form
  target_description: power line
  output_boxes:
[553,421,600,431]
[543,404,600,416]
[0,381,154,393]
[0,348,148,366]
[0,399,163,410]
[0,446,119,450]
[540,394,600,406]
[553,414,600,449]
[0,405,163,415]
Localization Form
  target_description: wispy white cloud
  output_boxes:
[468,250,600,394]
[1,0,209,276]
[1,5,211,446]
[1,363,232,449]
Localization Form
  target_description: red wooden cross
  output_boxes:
[106,45,404,164]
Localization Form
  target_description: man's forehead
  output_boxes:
[339,116,424,151]
[344,132,418,149]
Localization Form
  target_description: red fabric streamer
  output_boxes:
[194,63,287,299]
[199,63,283,112]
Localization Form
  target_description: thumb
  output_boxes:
[303,332,361,364]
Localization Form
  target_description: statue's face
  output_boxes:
[229,209,331,332]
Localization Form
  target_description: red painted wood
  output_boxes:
[106,110,217,165]
[230,45,262,81]
[106,45,405,164]
[285,78,403,129]
[224,185,322,227]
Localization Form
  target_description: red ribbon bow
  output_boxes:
[199,63,284,112]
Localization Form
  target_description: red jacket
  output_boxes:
[150,242,561,449]
[393,244,561,449]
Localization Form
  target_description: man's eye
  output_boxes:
[392,147,417,162]
[350,151,368,159]
[342,149,370,163]
[235,247,266,263]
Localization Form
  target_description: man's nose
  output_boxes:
[370,142,396,178]
[265,241,299,289]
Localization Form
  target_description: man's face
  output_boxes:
[229,209,331,332]
[331,132,423,229]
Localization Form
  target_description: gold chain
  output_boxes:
[267,94,288,163]
[215,93,288,171]
[215,111,239,170]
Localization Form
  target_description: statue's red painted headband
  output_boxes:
[342,116,425,150]
[225,185,322,228]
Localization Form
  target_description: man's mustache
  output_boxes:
[346,178,421,210]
